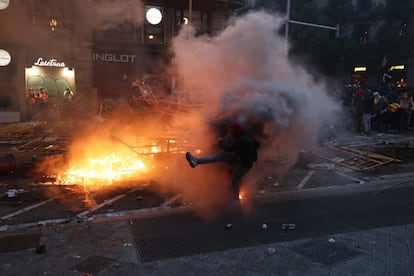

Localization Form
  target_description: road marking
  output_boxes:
[0,218,71,232]
[297,170,315,190]
[0,198,55,220]
[161,194,183,207]
[334,170,364,184]
[76,185,145,218]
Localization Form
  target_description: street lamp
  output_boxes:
[0,0,9,10]
[188,0,192,25]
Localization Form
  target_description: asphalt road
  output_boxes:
[127,183,414,262]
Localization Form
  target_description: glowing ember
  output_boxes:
[54,153,149,186]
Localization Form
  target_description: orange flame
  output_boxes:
[51,151,155,187]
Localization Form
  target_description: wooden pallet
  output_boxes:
[312,145,400,171]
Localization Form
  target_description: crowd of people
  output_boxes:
[26,87,75,119]
[343,84,414,135]
[27,87,49,118]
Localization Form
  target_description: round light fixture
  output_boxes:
[0,49,11,66]
[0,0,9,10]
[146,7,162,25]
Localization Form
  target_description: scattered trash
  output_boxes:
[123,242,132,247]
[266,176,273,180]
[6,189,17,198]
[281,223,296,230]
[272,182,280,187]
[106,213,119,217]
[225,223,232,229]
[35,244,47,254]
[328,238,336,243]
[266,246,276,255]
[262,223,268,229]
[72,255,81,259]
[257,189,266,194]
[76,216,87,222]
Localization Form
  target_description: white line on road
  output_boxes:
[334,170,364,184]
[297,170,315,190]
[76,185,145,218]
[1,198,55,220]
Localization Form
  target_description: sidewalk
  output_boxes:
[0,208,413,276]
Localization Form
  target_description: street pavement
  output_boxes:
[0,129,414,275]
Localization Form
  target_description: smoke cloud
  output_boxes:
[157,10,340,216]
[28,8,341,219]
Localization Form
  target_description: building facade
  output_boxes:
[315,0,413,87]
[0,0,246,121]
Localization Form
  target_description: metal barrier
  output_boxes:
[312,145,400,171]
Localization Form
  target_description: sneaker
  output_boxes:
[185,152,198,168]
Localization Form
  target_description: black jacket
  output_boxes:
[219,133,260,168]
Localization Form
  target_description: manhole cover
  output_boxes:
[290,238,363,265]
[72,256,115,274]
[128,212,279,263]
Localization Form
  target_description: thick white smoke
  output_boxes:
[164,11,340,212]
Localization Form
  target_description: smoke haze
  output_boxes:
[17,6,341,218]
[160,10,340,215]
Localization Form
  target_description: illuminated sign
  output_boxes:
[0,49,11,66]
[354,66,367,72]
[34,57,66,67]
[0,0,9,10]
[391,65,405,70]
[146,7,163,25]
[92,53,137,63]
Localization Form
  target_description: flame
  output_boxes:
[38,132,194,188]
[53,152,153,187]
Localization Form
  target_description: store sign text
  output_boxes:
[92,53,137,63]
[34,58,66,67]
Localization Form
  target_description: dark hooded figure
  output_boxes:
[185,121,260,202]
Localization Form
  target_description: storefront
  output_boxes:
[24,56,76,120]
[351,66,368,86]
[25,57,75,103]
[389,64,407,87]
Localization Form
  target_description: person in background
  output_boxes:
[351,86,364,133]
[185,121,260,204]
[63,88,74,103]
[360,89,374,135]
[27,88,37,119]
[398,90,411,131]
[372,91,388,131]
[38,87,49,109]
[409,89,414,128]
